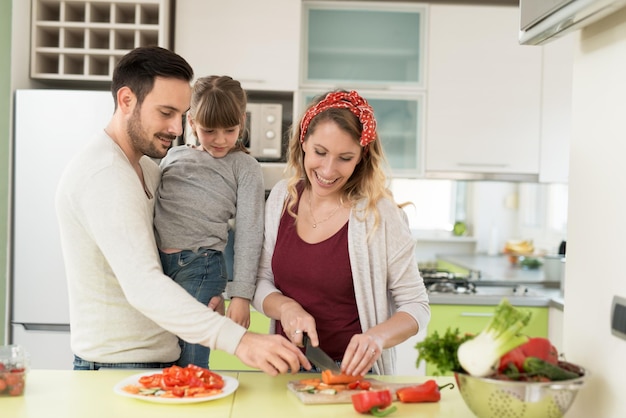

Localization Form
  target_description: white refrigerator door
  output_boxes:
[12,89,113,325]
[12,324,73,370]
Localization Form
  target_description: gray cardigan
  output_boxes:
[253,179,430,375]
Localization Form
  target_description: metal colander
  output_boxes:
[454,367,588,418]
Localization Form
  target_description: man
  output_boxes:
[56,46,309,375]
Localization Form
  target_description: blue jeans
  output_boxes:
[159,248,227,369]
[73,355,175,370]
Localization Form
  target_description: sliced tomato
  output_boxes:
[359,380,372,390]
[171,387,186,397]
[137,365,225,396]
[138,373,162,388]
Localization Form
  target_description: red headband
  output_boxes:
[299,91,377,147]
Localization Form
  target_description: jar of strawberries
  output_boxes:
[0,345,29,396]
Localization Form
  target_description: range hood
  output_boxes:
[519,0,626,45]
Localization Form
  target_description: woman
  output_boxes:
[252,90,430,376]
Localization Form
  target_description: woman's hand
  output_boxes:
[278,300,318,347]
[341,333,383,376]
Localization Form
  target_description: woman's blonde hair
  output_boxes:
[284,90,392,231]
[188,75,248,153]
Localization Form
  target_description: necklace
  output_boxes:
[308,192,342,228]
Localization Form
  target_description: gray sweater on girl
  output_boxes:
[154,145,264,300]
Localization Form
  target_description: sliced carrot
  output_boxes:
[321,370,361,385]
[299,378,322,386]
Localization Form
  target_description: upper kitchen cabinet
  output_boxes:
[30,0,170,81]
[300,89,426,177]
[301,1,427,89]
[539,34,575,184]
[174,0,300,92]
[425,4,543,181]
[300,1,427,176]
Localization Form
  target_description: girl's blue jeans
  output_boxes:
[159,248,227,369]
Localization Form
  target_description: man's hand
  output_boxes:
[234,333,311,376]
[208,294,225,315]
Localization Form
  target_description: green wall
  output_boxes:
[1,0,12,345]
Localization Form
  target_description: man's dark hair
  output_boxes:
[111,46,194,107]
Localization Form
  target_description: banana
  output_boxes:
[504,240,534,254]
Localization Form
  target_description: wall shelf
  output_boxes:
[30,0,170,81]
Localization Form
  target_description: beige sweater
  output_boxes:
[56,132,246,364]
[253,179,431,375]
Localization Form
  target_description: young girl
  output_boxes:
[154,75,265,368]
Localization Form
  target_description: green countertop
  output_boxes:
[4,370,476,418]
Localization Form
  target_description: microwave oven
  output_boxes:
[179,102,284,161]
[243,103,284,161]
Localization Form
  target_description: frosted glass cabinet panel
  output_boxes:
[302,2,427,88]
[300,91,424,177]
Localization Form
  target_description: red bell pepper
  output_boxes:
[498,337,558,373]
[348,380,372,390]
[351,389,397,416]
[396,380,455,403]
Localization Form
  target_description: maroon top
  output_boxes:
[272,189,361,361]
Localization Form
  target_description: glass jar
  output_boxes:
[0,345,29,396]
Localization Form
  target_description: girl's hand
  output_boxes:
[226,297,251,328]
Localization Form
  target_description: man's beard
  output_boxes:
[127,106,173,159]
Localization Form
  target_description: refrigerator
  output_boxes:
[11,89,113,369]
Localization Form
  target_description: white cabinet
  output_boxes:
[394,329,426,376]
[548,306,564,354]
[301,1,427,89]
[299,2,428,176]
[30,0,170,81]
[299,89,425,177]
[425,5,543,179]
[539,34,575,183]
[174,0,300,92]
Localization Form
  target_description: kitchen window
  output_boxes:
[390,179,568,255]
[390,178,466,232]
[518,182,568,251]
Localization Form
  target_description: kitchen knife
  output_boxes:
[303,333,341,373]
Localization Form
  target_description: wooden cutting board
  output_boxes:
[287,378,418,404]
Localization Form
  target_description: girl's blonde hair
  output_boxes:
[285,90,392,231]
[188,75,248,153]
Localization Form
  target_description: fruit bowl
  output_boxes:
[454,363,588,418]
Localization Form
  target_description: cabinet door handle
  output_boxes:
[460,312,494,317]
[456,163,509,168]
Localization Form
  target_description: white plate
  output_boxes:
[113,371,238,404]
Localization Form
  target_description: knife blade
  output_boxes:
[303,333,341,373]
